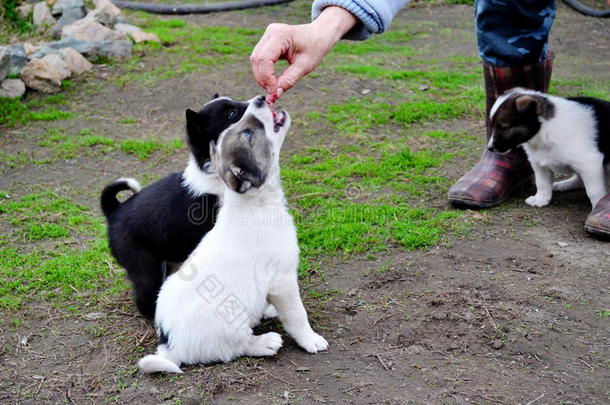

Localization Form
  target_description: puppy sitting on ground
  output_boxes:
[100,96,249,320]
[138,96,328,374]
[488,88,610,210]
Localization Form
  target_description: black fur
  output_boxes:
[101,180,137,217]
[568,97,610,159]
[489,92,553,154]
[100,97,248,320]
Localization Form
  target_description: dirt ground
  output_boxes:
[1,2,609,404]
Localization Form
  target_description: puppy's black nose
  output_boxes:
[255,95,266,108]
[487,145,495,152]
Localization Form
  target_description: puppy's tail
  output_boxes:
[138,350,183,374]
[100,178,141,217]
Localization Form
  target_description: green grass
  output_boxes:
[16,128,185,163]
[595,310,610,318]
[0,94,74,128]
[113,19,263,85]
[0,192,127,313]
[282,137,472,274]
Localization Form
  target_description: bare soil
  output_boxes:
[1,3,608,404]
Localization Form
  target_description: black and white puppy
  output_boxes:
[138,97,328,374]
[488,88,610,209]
[100,96,249,320]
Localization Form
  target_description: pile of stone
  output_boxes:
[0,0,160,97]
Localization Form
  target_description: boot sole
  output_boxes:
[584,224,610,241]
[448,176,533,210]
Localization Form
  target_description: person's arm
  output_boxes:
[250,7,357,102]
[312,0,409,40]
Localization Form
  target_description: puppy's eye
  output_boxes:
[242,129,253,140]
[227,109,238,120]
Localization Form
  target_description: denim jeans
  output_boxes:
[476,0,556,66]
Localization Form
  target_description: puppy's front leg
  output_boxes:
[525,163,554,207]
[268,274,328,354]
[578,162,608,208]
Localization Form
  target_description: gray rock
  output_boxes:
[0,79,26,98]
[51,0,84,15]
[9,45,28,76]
[40,38,131,61]
[17,4,33,19]
[20,58,63,93]
[52,6,86,38]
[84,8,116,27]
[93,40,132,60]
[114,23,159,43]
[41,54,71,80]
[62,19,127,42]
[129,31,160,44]
[92,0,122,18]
[114,23,140,35]
[33,2,55,27]
[58,48,92,74]
[0,47,10,81]
[44,38,95,55]
[23,43,41,55]
[29,47,60,60]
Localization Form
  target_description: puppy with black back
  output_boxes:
[488,87,610,211]
[100,96,249,320]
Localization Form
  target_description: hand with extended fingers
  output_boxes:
[250,7,357,104]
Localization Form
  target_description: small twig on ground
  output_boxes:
[374,312,398,325]
[253,366,292,386]
[483,306,497,330]
[137,329,150,345]
[578,358,594,371]
[364,353,392,371]
[35,377,45,395]
[525,392,545,405]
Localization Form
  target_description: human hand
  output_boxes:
[250,7,357,103]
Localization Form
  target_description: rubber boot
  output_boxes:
[585,193,610,240]
[448,54,554,209]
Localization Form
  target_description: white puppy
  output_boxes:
[488,88,610,209]
[138,96,328,373]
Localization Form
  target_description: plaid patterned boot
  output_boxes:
[448,55,554,209]
[585,193,610,240]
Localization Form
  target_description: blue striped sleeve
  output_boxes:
[312,0,410,40]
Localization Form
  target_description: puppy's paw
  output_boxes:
[263,304,278,319]
[246,332,283,357]
[525,195,551,207]
[296,333,329,354]
[552,178,582,192]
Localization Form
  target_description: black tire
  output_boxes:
[562,0,610,18]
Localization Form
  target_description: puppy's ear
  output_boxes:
[212,93,219,99]
[186,108,203,137]
[515,95,540,114]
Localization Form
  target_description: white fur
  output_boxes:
[117,177,141,193]
[182,155,225,197]
[491,88,609,210]
[139,100,327,374]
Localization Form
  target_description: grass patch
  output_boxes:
[34,128,184,161]
[0,192,126,313]
[283,141,471,274]
[311,97,476,136]
[0,96,74,128]
[113,19,263,85]
[595,310,610,318]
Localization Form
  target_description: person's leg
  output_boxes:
[448,0,555,209]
